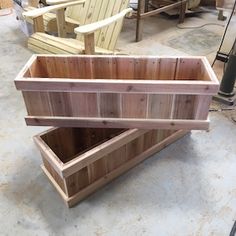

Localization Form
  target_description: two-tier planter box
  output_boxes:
[15,54,219,207]
[34,127,188,207]
[15,55,219,130]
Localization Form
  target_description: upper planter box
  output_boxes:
[15,55,219,130]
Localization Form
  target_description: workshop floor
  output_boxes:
[0,7,236,236]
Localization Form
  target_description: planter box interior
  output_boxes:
[15,55,219,130]
[35,127,188,207]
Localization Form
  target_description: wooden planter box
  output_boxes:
[34,127,188,207]
[15,55,219,130]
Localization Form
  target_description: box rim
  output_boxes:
[14,55,219,95]
[34,127,147,178]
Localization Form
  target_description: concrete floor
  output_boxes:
[0,7,236,236]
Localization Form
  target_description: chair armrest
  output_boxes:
[23,0,85,19]
[74,8,133,35]
[46,0,76,5]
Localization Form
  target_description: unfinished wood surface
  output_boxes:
[25,116,210,130]
[70,93,98,117]
[147,94,173,119]
[15,55,219,130]
[193,95,212,120]
[16,55,217,81]
[33,16,44,32]
[122,94,147,118]
[24,0,130,54]
[172,95,196,119]
[35,127,189,207]
[23,0,85,19]
[56,8,67,37]
[84,33,95,54]
[99,93,121,118]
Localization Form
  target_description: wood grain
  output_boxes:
[35,127,189,207]
[99,93,121,118]
[15,55,219,130]
[147,94,173,119]
[122,94,147,118]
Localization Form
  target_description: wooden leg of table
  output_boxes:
[179,0,186,23]
[136,0,145,42]
[145,0,149,12]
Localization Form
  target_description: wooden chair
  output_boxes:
[23,0,132,54]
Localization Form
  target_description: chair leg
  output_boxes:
[84,33,95,54]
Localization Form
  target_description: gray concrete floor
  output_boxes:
[0,8,236,236]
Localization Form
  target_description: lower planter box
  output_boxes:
[34,127,188,207]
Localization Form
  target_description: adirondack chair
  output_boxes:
[23,0,132,54]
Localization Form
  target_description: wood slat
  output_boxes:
[175,58,202,80]
[147,94,173,119]
[173,95,196,119]
[126,135,145,160]
[106,144,127,172]
[96,0,116,48]
[26,116,210,130]
[42,156,66,193]
[48,92,72,116]
[22,91,52,116]
[99,93,121,118]
[193,95,212,120]
[101,0,123,49]
[65,166,89,197]
[108,0,129,50]
[158,58,177,80]
[16,79,219,95]
[87,158,108,183]
[92,0,110,44]
[121,94,147,118]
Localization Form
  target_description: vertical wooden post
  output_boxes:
[179,0,186,23]
[84,33,95,54]
[136,0,145,42]
[56,8,67,38]
[33,16,44,33]
[144,0,149,12]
